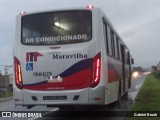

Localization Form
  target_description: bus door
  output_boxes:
[120,45,126,93]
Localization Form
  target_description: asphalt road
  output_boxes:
[0,74,147,120]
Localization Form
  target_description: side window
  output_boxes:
[116,37,120,59]
[127,52,131,65]
[103,21,109,55]
[119,41,122,61]
[114,35,118,59]
[107,26,112,56]
[125,49,129,64]
[110,31,115,57]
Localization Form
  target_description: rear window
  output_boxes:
[21,10,92,45]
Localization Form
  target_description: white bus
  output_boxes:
[13,5,134,109]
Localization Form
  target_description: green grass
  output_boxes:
[132,73,160,111]
[0,91,13,98]
[127,73,160,120]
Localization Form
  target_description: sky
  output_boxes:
[0,0,160,74]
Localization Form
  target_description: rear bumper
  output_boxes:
[14,86,105,106]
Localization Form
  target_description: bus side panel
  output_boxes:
[13,88,24,105]
[13,15,24,105]
[13,60,24,105]
[87,9,106,105]
[88,86,105,104]
[101,15,132,104]
[100,14,120,104]
[105,57,120,104]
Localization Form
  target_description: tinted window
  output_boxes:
[110,31,115,57]
[22,10,92,45]
[103,21,109,54]
[116,37,120,59]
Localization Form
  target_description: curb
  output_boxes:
[0,96,13,102]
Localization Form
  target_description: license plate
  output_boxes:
[43,96,67,100]
[46,76,63,83]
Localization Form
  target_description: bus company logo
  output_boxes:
[26,52,43,71]
[26,52,43,62]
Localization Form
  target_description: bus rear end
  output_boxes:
[13,7,105,108]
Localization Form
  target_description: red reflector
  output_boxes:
[95,98,101,101]
[87,5,94,10]
[15,99,19,101]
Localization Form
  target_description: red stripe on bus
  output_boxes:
[108,70,120,83]
[26,53,30,62]
[23,69,92,90]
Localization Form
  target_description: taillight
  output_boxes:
[91,53,101,88]
[14,57,23,89]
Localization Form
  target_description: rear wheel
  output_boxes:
[58,105,76,110]
[117,80,121,108]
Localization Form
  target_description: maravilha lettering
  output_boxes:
[53,53,88,59]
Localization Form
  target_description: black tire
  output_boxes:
[59,105,76,110]
[117,80,121,108]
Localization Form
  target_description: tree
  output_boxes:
[132,66,143,72]
[152,66,158,72]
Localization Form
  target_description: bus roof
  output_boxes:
[19,5,100,16]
